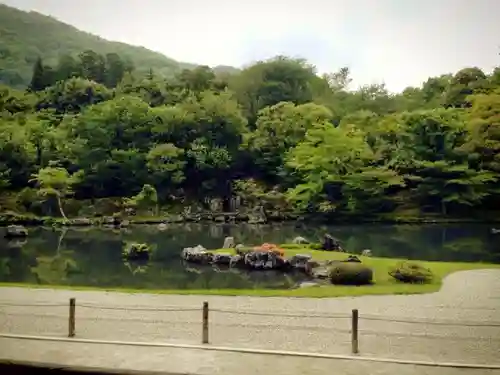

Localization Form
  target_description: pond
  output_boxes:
[0,223,498,290]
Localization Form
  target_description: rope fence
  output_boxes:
[1,299,499,355]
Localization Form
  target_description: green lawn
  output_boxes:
[1,245,498,298]
[203,244,500,297]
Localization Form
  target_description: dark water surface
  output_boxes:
[0,223,498,290]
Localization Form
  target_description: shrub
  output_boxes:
[328,262,373,285]
[280,243,302,249]
[122,242,152,261]
[309,243,323,250]
[389,261,433,284]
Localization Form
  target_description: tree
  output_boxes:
[286,124,404,213]
[30,164,82,219]
[244,101,333,182]
[229,56,319,124]
[124,184,159,216]
[29,57,47,92]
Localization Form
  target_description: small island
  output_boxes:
[178,235,500,298]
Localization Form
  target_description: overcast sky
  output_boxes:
[2,0,499,92]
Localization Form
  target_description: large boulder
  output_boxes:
[4,225,28,239]
[289,254,313,272]
[321,234,343,251]
[222,237,235,249]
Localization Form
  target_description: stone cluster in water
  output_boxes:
[181,244,319,273]
[180,235,365,281]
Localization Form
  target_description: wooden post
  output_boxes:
[68,298,75,337]
[202,301,209,344]
[351,309,359,354]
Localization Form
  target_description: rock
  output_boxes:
[214,215,226,223]
[289,254,313,272]
[248,207,267,224]
[222,236,235,249]
[321,234,343,251]
[311,267,329,279]
[296,281,320,288]
[4,225,28,239]
[69,218,92,226]
[292,236,309,244]
[307,259,321,269]
[102,216,120,226]
[157,223,167,231]
[124,207,136,216]
[361,249,372,257]
[229,254,246,268]
[243,251,284,270]
[193,244,206,252]
[213,253,233,265]
[181,246,213,264]
[491,228,500,235]
[165,215,184,223]
[6,238,28,248]
[120,220,130,227]
[343,255,361,263]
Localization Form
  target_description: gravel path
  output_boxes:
[0,269,499,374]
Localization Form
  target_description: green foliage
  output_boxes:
[29,165,82,219]
[389,261,433,284]
[328,262,374,285]
[0,2,499,220]
[124,184,159,215]
[122,242,152,261]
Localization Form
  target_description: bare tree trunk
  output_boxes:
[56,195,67,220]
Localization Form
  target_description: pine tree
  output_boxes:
[29,57,46,91]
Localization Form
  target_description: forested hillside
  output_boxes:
[0,4,198,88]
[1,40,499,221]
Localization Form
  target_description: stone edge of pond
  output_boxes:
[0,280,443,298]
[1,214,500,227]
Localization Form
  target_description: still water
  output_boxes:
[0,223,498,290]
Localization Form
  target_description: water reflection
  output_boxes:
[0,224,498,289]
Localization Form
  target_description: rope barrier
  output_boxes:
[2,302,499,328]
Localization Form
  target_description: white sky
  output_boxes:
[2,0,499,92]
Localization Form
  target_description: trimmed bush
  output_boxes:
[328,262,373,285]
[389,261,433,284]
[122,242,151,261]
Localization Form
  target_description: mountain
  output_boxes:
[0,4,224,88]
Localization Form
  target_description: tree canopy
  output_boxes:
[1,8,499,220]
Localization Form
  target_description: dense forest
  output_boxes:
[1,48,499,222]
[0,6,499,222]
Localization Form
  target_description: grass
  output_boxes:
[1,244,498,298]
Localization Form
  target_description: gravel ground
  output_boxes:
[0,269,499,375]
